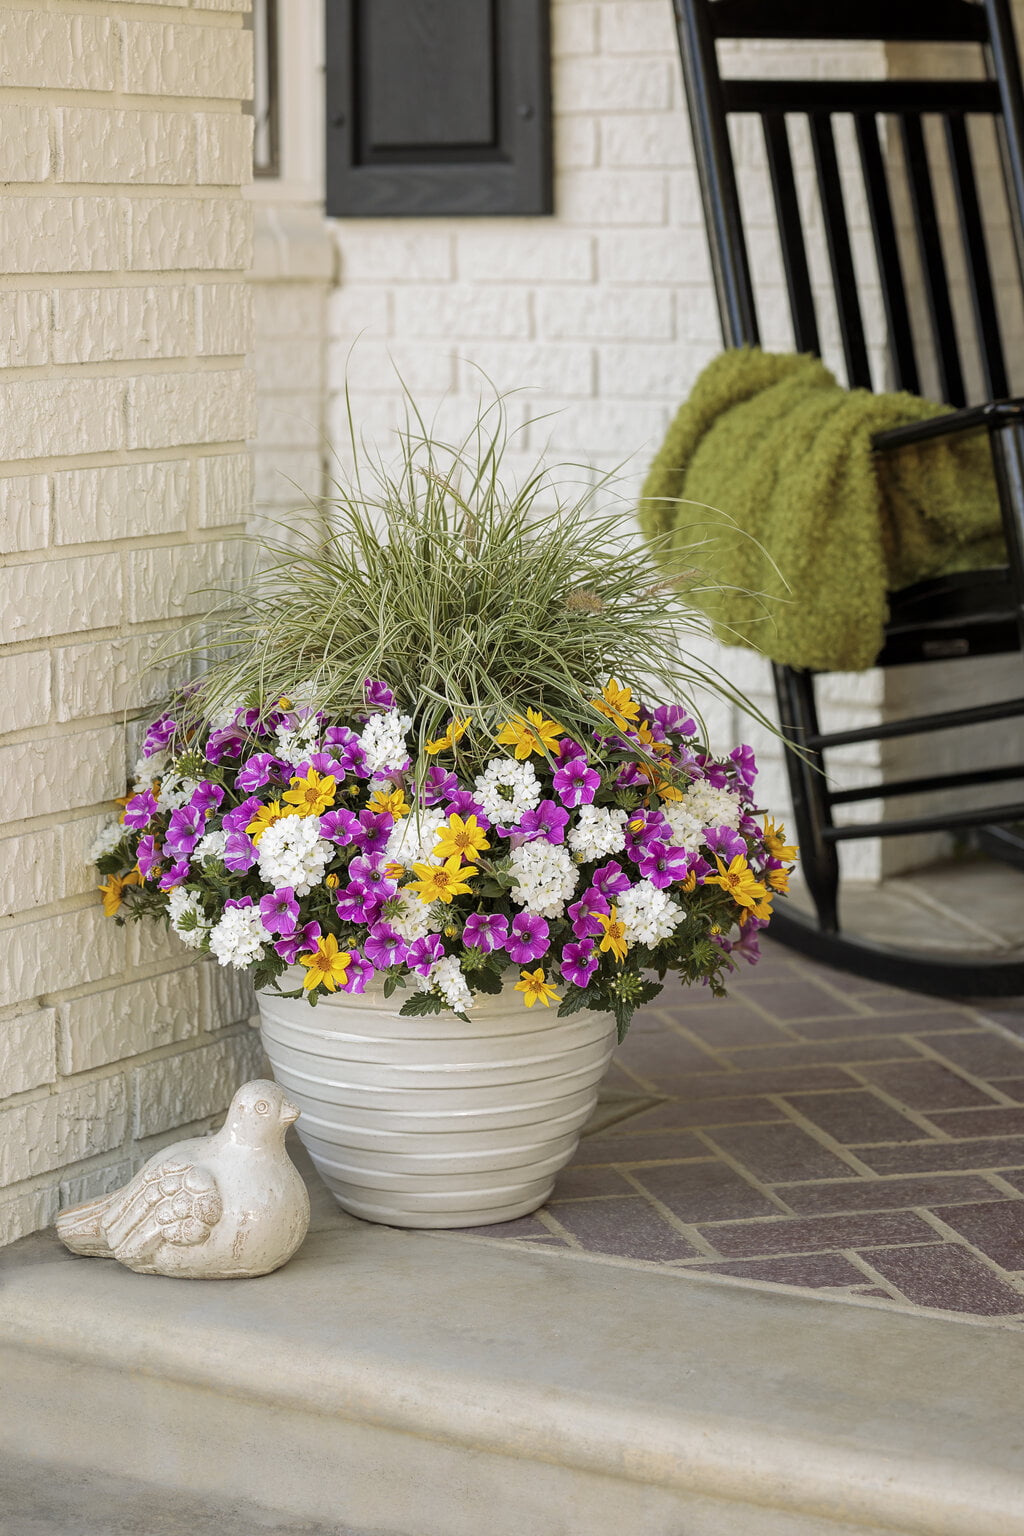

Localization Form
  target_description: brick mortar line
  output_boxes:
[0,439,251,480]
[689,1129,797,1216]
[0,273,248,292]
[0,355,249,386]
[2,0,245,26]
[4,521,247,568]
[904,1038,1021,1107]
[0,88,248,112]
[913,1207,1024,1295]
[615,1166,722,1257]
[764,1094,881,1177]
[837,1064,963,1136]
[0,184,248,201]
[0,954,202,1025]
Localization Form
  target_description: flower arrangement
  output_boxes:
[92,401,796,1040]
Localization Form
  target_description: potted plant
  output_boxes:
[94,403,796,1229]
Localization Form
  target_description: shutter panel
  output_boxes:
[325,0,553,217]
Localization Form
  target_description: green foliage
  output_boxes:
[171,389,768,775]
[399,990,446,1019]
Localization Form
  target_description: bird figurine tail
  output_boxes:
[55,1193,116,1257]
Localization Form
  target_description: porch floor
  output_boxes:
[438,928,1024,1322]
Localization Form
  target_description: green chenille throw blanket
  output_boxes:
[637,348,1005,671]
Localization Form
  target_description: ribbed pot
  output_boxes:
[256,974,616,1229]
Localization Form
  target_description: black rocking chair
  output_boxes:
[673,0,1024,994]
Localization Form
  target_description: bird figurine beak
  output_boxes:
[281,1099,300,1125]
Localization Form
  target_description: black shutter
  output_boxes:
[325,0,552,217]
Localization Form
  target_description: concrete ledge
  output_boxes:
[2,1180,1023,1536]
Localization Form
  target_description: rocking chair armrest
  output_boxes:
[871,398,1024,453]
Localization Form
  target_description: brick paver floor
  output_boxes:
[444,940,1024,1321]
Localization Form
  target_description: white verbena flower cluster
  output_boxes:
[89,821,124,862]
[474,758,542,825]
[616,880,685,947]
[275,713,322,765]
[568,804,628,861]
[385,808,446,869]
[429,954,474,1013]
[208,902,267,969]
[257,816,332,895]
[131,751,167,791]
[360,708,413,776]
[683,782,742,830]
[167,889,211,951]
[507,841,578,919]
[155,772,200,812]
[388,886,444,941]
[193,830,228,865]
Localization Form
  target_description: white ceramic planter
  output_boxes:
[256,974,617,1229]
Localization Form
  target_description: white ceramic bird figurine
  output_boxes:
[55,1080,310,1279]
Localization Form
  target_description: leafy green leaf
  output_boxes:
[399,991,445,1018]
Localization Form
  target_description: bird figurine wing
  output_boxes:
[100,1156,223,1273]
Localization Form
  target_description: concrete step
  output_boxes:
[2,1167,1023,1536]
[0,1452,367,1536]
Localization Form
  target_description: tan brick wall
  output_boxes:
[0,2,262,1246]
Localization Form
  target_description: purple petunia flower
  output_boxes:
[319,807,362,846]
[341,949,376,994]
[296,750,347,781]
[143,714,176,757]
[364,678,395,711]
[407,933,444,977]
[552,756,600,810]
[729,743,758,789]
[222,796,262,835]
[624,808,672,860]
[188,780,225,821]
[204,726,246,764]
[688,854,713,885]
[462,912,509,955]
[443,791,490,828]
[136,834,162,880]
[334,881,381,925]
[348,853,398,900]
[165,805,204,858]
[512,799,569,845]
[590,860,631,898]
[704,826,747,863]
[235,753,290,793]
[323,726,369,778]
[123,789,158,830]
[714,913,766,966]
[158,860,190,891]
[350,810,394,855]
[696,755,730,789]
[259,887,299,936]
[568,894,608,939]
[224,896,254,910]
[223,831,259,873]
[561,940,599,989]
[274,920,321,965]
[553,736,586,766]
[615,762,649,791]
[363,922,409,970]
[505,912,550,964]
[422,764,459,807]
[637,841,691,888]
[653,704,697,738]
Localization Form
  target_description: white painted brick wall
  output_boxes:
[0,2,259,1247]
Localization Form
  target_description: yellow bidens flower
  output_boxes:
[763,817,798,863]
[367,786,410,819]
[299,934,351,993]
[283,769,337,818]
[514,968,560,1008]
[595,905,629,963]
[98,868,143,916]
[434,812,489,864]
[247,799,294,845]
[407,855,477,905]
[591,677,640,731]
[495,708,563,760]
[425,716,471,754]
[325,873,340,889]
[705,854,769,913]
[766,866,790,894]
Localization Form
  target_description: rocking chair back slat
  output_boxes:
[854,112,919,394]
[945,112,1010,401]
[898,112,967,407]
[809,112,872,388]
[700,0,988,44]
[762,113,820,355]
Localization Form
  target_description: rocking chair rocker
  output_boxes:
[673,0,1024,994]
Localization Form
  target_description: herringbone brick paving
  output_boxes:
[446,940,1024,1319]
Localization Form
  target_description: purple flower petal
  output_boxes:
[407,933,444,977]
[259,887,299,936]
[143,715,176,756]
[123,789,158,830]
[223,831,259,872]
[504,912,549,964]
[552,757,600,809]
[462,912,509,955]
[561,940,598,988]
[363,922,409,970]
[274,921,321,965]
